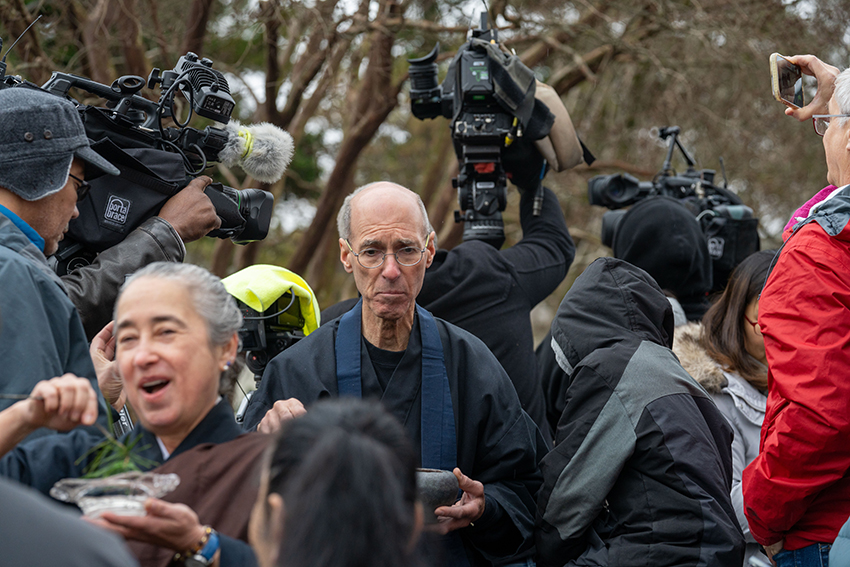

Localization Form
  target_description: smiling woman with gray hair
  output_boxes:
[0,261,266,567]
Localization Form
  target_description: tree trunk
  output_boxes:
[210,239,236,277]
[236,241,262,270]
[183,0,214,56]
[145,0,173,67]
[440,216,463,251]
[79,0,116,85]
[429,160,459,237]
[261,0,282,125]
[287,0,405,275]
[288,107,392,274]
[116,0,149,78]
[418,135,453,210]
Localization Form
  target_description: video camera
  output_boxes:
[408,13,555,248]
[1,31,291,275]
[589,126,760,290]
[236,292,305,379]
[229,292,306,423]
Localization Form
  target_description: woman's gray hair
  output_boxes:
[116,262,243,348]
[834,68,850,126]
[336,182,434,242]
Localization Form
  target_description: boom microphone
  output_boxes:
[219,120,295,184]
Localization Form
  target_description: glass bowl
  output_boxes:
[50,472,180,519]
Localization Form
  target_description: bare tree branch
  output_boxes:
[261,0,283,124]
[145,0,173,67]
[77,0,117,85]
[288,0,406,274]
[290,39,350,146]
[550,44,615,95]
[0,0,52,84]
[277,0,341,128]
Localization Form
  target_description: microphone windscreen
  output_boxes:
[241,123,294,184]
[220,120,294,184]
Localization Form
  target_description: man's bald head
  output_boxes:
[337,182,434,242]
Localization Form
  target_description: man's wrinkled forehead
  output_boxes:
[349,185,427,238]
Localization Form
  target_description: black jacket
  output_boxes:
[535,258,744,567]
[324,187,574,441]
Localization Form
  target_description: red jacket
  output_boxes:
[743,190,850,550]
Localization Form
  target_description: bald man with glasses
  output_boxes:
[244,181,544,567]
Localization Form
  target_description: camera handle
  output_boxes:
[42,71,160,128]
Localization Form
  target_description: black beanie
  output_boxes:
[612,196,712,320]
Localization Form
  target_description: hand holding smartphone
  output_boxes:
[770,53,804,108]
[770,54,840,121]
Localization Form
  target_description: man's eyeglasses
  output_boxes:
[345,234,431,269]
[812,114,850,137]
[68,174,91,202]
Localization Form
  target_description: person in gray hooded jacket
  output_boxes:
[535,257,744,567]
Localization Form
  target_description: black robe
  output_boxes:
[243,311,544,566]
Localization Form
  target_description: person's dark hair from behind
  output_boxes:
[701,250,776,390]
[265,399,420,567]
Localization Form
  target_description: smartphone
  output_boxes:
[770,53,804,108]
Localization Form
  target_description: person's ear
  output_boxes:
[340,238,354,273]
[267,493,285,561]
[424,231,437,268]
[217,332,239,370]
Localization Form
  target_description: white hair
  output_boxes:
[116,262,242,348]
[336,182,434,242]
[834,68,850,126]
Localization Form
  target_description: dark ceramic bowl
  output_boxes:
[416,468,459,523]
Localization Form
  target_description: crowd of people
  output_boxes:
[0,51,849,567]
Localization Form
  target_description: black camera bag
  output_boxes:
[700,214,761,291]
[66,137,185,252]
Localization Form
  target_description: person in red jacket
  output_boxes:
[742,55,850,567]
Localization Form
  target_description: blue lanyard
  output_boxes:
[335,298,457,471]
[335,300,470,566]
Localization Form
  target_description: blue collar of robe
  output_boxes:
[335,298,457,471]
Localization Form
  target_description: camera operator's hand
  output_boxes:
[158,176,221,242]
[783,55,840,121]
